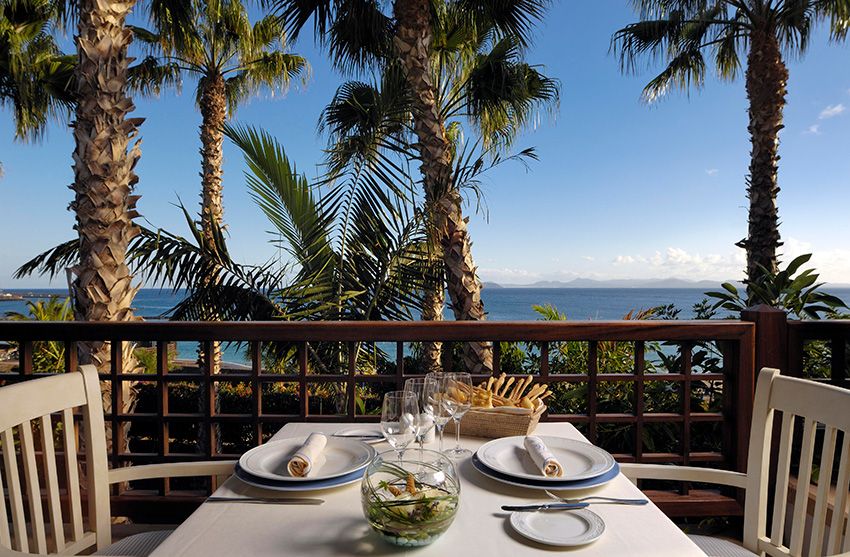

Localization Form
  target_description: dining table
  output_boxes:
[150,422,708,556]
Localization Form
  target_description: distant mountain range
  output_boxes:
[483,278,744,289]
[483,277,850,289]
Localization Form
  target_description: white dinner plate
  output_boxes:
[239,437,375,482]
[332,426,385,445]
[510,508,605,547]
[477,436,616,482]
[234,464,365,492]
[472,453,620,491]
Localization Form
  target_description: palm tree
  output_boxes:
[318,7,557,370]
[132,0,308,246]
[67,0,150,378]
[277,0,554,371]
[0,0,74,139]
[613,1,849,288]
[131,0,307,373]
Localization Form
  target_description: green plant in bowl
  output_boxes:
[361,449,460,546]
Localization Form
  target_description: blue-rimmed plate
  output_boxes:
[477,436,616,482]
[472,453,620,491]
[234,463,365,492]
[239,437,376,482]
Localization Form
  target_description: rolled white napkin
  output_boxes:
[287,433,327,477]
[523,436,564,478]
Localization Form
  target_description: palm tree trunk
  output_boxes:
[739,28,787,289]
[200,72,226,246]
[69,0,141,453]
[421,271,444,373]
[393,0,492,373]
[198,72,226,453]
[198,72,226,375]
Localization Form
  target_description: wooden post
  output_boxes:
[741,305,788,376]
[742,305,788,518]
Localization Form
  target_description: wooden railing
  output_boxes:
[0,320,756,520]
[743,305,849,389]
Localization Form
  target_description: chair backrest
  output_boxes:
[743,367,850,557]
[0,366,111,554]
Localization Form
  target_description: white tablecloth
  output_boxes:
[151,422,706,556]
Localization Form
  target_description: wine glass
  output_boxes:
[380,391,418,461]
[444,372,472,458]
[425,375,453,454]
[404,378,436,459]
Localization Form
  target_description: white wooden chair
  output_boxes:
[621,367,850,557]
[0,365,236,556]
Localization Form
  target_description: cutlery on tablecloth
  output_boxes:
[331,433,384,439]
[206,497,324,505]
[501,502,589,512]
[543,490,648,506]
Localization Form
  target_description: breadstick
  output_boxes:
[506,378,522,401]
[507,376,525,401]
[493,373,506,395]
[486,376,495,392]
[512,376,532,401]
[498,377,515,397]
[526,384,547,401]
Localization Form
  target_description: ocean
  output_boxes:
[4,287,849,363]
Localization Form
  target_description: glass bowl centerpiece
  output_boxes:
[361,449,460,546]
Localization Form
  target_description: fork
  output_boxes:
[544,489,648,506]
[206,496,324,505]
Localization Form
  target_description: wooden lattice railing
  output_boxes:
[0,320,756,520]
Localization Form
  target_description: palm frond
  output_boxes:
[457,0,550,47]
[458,35,559,149]
[128,55,182,96]
[320,67,414,175]
[0,0,74,139]
[15,237,78,279]
[326,0,393,73]
[224,122,337,277]
[642,46,706,102]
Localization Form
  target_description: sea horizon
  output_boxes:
[4,285,849,365]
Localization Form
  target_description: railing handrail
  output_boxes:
[787,319,850,339]
[0,319,754,342]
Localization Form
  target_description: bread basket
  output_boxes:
[443,404,546,439]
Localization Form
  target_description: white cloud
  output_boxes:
[782,238,850,284]
[819,104,846,119]
[614,247,747,280]
[480,242,850,286]
[705,168,719,176]
[804,124,821,135]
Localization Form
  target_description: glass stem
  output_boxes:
[454,417,461,450]
[418,437,424,461]
[437,424,445,453]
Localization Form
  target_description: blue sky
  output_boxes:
[1,2,849,288]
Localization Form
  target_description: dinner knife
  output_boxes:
[206,497,325,505]
[501,502,589,512]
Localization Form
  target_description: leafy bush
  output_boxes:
[706,254,847,319]
[5,296,72,372]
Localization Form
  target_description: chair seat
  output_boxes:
[94,530,173,557]
[688,534,757,557]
